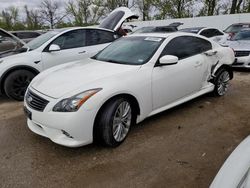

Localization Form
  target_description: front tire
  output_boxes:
[213,68,231,96]
[4,70,35,101]
[96,98,134,147]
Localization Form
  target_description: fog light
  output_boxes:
[61,130,73,138]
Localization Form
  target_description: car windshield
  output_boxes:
[231,30,250,40]
[224,24,250,33]
[25,30,61,50]
[93,36,164,65]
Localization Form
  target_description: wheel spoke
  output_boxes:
[112,101,132,142]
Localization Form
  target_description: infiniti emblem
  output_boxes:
[27,96,33,103]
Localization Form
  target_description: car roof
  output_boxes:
[129,32,205,39]
[51,26,113,33]
[11,30,41,33]
[179,27,206,33]
[231,23,250,25]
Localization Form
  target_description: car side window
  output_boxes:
[200,29,214,38]
[86,29,115,46]
[52,29,86,50]
[212,29,224,36]
[160,36,212,60]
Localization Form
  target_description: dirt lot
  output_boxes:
[0,71,249,188]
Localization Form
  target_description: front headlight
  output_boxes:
[53,88,102,112]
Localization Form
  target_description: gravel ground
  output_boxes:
[0,71,249,188]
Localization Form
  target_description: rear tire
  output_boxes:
[96,97,134,147]
[213,68,230,96]
[4,70,35,101]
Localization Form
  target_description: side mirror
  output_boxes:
[49,44,60,52]
[159,55,178,65]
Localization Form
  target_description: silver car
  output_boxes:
[222,29,250,68]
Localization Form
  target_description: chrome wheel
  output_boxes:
[217,71,230,96]
[112,101,132,142]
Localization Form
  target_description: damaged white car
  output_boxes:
[24,33,235,147]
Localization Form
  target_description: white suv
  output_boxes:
[0,7,138,100]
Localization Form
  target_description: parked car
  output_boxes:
[0,28,25,58]
[210,135,250,188]
[180,27,227,42]
[11,31,42,43]
[224,23,250,39]
[24,32,234,148]
[0,7,138,101]
[133,22,183,34]
[222,29,250,68]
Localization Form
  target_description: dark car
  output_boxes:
[11,31,42,43]
[133,22,183,34]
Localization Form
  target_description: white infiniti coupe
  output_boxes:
[24,32,235,147]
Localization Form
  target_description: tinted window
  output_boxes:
[99,11,125,30]
[161,36,212,59]
[16,32,40,39]
[87,29,115,46]
[213,29,224,36]
[200,29,214,38]
[52,30,86,50]
[200,29,223,37]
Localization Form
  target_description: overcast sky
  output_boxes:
[0,0,43,10]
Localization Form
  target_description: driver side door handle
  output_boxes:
[78,51,86,54]
[204,51,217,56]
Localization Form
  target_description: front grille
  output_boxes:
[235,51,250,57]
[26,90,49,112]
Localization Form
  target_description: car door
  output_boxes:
[41,29,88,70]
[152,36,212,110]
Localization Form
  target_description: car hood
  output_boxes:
[223,40,250,51]
[31,59,141,99]
[0,47,29,59]
[99,7,138,31]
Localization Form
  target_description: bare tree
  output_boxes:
[40,0,66,29]
[105,0,130,12]
[66,0,105,25]
[1,6,19,30]
[136,0,153,21]
[24,5,42,30]
[154,0,193,19]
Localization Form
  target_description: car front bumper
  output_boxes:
[233,56,250,68]
[24,88,98,147]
